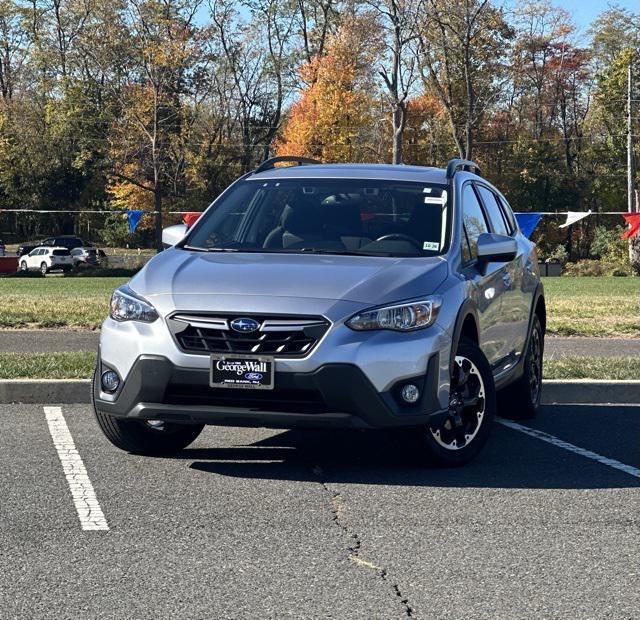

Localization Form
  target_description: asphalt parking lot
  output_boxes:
[2,403,638,619]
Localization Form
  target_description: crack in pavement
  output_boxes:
[311,464,415,618]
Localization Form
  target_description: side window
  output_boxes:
[462,184,489,261]
[497,195,516,235]
[476,185,509,236]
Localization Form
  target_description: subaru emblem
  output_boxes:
[230,317,260,333]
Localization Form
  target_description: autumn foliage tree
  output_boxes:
[276,14,381,162]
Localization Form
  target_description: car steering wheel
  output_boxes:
[375,234,422,251]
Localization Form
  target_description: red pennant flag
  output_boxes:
[182,212,202,228]
[621,213,640,240]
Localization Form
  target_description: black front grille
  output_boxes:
[164,383,329,414]
[169,314,329,357]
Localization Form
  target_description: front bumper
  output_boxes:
[94,355,447,430]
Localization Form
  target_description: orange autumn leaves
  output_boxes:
[275,16,380,163]
[276,15,445,164]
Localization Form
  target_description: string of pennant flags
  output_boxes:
[1,208,640,240]
[513,211,640,240]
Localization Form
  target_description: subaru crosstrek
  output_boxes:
[93,157,545,466]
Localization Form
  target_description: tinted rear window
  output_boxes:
[52,249,70,256]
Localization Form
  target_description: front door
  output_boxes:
[460,183,509,370]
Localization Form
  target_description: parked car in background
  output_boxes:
[17,242,38,257]
[19,246,74,275]
[71,246,99,267]
[18,235,84,257]
[71,246,109,268]
[41,235,84,250]
[0,239,5,256]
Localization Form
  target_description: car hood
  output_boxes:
[130,248,448,307]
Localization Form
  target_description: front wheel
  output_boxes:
[94,409,204,456]
[19,260,28,272]
[404,338,496,467]
[92,368,203,455]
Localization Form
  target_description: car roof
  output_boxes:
[34,245,68,251]
[248,163,449,184]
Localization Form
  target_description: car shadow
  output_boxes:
[173,405,640,490]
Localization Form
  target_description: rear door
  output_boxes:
[475,183,529,365]
[460,183,509,370]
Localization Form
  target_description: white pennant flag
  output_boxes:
[559,210,591,228]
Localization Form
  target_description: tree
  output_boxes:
[209,0,296,170]
[589,8,640,272]
[366,0,421,164]
[83,0,206,250]
[418,0,512,160]
[294,0,341,66]
[275,13,381,162]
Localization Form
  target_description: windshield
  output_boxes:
[185,178,449,257]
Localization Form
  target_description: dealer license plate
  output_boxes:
[210,354,274,390]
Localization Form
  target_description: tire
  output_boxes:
[40,262,48,276]
[92,367,204,455]
[404,338,496,467]
[498,315,544,420]
[19,260,28,272]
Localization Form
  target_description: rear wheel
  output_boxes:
[40,262,48,276]
[92,368,204,455]
[498,315,544,420]
[406,338,496,467]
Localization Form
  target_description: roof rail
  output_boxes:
[254,155,321,174]
[446,158,481,179]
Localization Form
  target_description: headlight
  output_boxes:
[110,285,158,323]
[347,297,442,332]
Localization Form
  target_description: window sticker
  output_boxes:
[423,241,440,251]
[423,187,433,193]
[424,196,445,205]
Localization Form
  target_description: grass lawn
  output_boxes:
[0,352,95,379]
[1,351,637,380]
[0,274,637,336]
[0,277,127,329]
[544,357,640,380]
[542,277,640,337]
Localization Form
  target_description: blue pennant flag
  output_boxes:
[126,210,144,233]
[515,213,542,239]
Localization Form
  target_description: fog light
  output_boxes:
[101,370,120,393]
[401,384,420,404]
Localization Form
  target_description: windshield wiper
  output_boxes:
[183,245,238,252]
[296,248,387,257]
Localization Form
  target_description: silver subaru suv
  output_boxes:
[94,157,545,466]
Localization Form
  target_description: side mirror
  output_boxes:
[476,233,517,265]
[162,224,188,247]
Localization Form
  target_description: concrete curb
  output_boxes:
[541,380,640,405]
[0,379,91,404]
[0,378,638,406]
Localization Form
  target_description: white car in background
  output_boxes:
[19,246,74,275]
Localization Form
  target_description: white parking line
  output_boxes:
[44,406,109,531]
[498,418,640,480]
